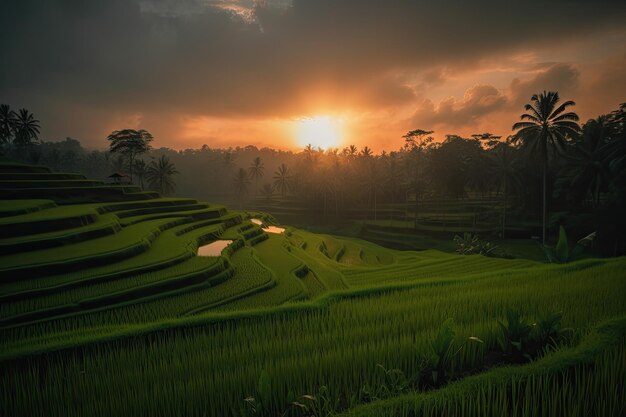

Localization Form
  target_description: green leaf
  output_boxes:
[555,225,569,263]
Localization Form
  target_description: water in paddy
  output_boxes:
[251,218,285,234]
[197,240,233,256]
[262,226,285,234]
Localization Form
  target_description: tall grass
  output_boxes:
[2,257,624,417]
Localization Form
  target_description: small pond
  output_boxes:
[197,240,233,256]
[250,218,285,234]
[262,226,285,234]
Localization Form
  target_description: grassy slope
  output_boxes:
[0,166,624,416]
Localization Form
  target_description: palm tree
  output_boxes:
[0,104,16,145]
[273,163,292,197]
[233,168,251,196]
[146,155,179,196]
[248,156,264,196]
[512,91,579,244]
[13,108,40,147]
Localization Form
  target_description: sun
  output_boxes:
[294,115,343,149]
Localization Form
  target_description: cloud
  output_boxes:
[510,63,581,106]
[0,0,624,148]
[410,84,507,128]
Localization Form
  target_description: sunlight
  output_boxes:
[294,115,343,149]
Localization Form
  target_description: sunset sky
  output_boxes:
[1,0,625,151]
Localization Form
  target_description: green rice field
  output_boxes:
[1,162,625,417]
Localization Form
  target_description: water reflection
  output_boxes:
[197,240,233,256]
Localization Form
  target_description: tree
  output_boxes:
[273,163,292,197]
[233,167,251,196]
[248,156,265,196]
[512,91,580,244]
[107,129,154,181]
[488,138,522,238]
[13,108,40,148]
[134,159,148,189]
[563,116,614,207]
[403,129,434,228]
[146,155,178,196]
[0,104,16,145]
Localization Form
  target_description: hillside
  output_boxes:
[1,163,625,417]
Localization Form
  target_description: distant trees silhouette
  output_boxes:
[4,95,625,255]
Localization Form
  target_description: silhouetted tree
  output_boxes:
[248,156,264,196]
[563,116,613,207]
[512,91,580,244]
[233,167,251,196]
[0,104,16,145]
[403,129,434,228]
[107,129,154,181]
[146,155,178,195]
[13,108,40,148]
[134,159,148,189]
[489,138,522,238]
[273,163,292,197]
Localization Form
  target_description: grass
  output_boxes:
[0,163,624,417]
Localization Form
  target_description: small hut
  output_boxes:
[108,172,131,185]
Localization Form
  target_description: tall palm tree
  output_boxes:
[273,163,292,197]
[248,156,264,196]
[512,91,579,244]
[233,168,251,196]
[0,104,16,145]
[146,155,179,196]
[13,108,40,147]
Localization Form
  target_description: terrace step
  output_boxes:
[0,218,182,280]
[0,214,122,255]
[0,185,146,203]
[0,216,234,301]
[0,179,105,188]
[0,199,57,217]
[0,257,233,328]
[0,206,100,238]
[0,163,51,173]
[0,173,87,180]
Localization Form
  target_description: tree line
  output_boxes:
[1,93,624,255]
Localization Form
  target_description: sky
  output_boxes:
[1,0,625,152]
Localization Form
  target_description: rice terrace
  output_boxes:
[1,1,626,416]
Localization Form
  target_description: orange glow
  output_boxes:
[293,115,344,149]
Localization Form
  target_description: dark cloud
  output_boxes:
[510,63,581,106]
[0,0,625,146]
[411,84,508,128]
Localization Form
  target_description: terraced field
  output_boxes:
[1,162,625,417]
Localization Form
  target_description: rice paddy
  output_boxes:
[1,162,625,416]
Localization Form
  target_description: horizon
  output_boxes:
[2,1,625,152]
